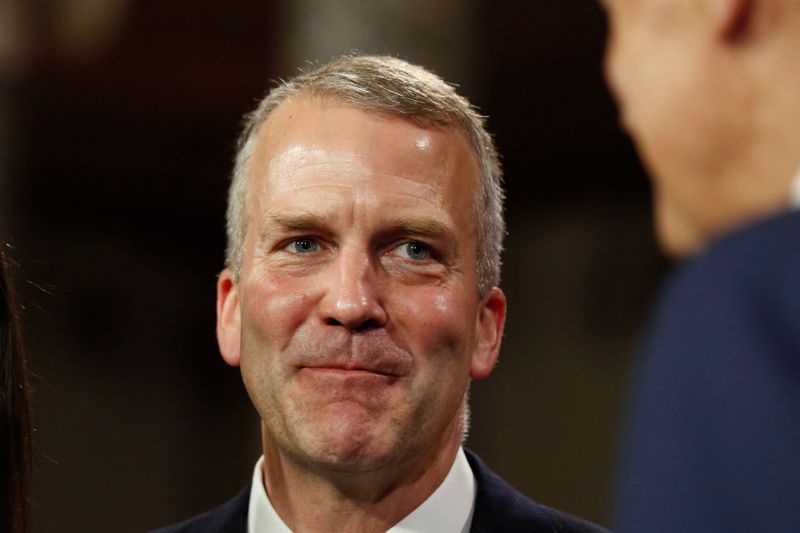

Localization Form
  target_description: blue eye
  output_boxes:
[292,238,318,253]
[403,242,430,260]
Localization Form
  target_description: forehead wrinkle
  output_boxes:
[271,165,445,198]
[263,143,451,196]
[269,156,361,175]
[262,172,446,212]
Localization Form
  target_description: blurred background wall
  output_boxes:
[0,1,666,531]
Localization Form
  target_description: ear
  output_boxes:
[708,0,754,41]
[470,287,507,380]
[216,268,242,367]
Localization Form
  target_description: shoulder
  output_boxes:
[615,211,800,532]
[656,210,800,324]
[149,484,250,533]
[465,449,609,533]
[644,210,800,372]
[633,210,800,438]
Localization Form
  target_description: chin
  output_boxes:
[654,195,707,258]
[294,409,401,472]
[657,229,700,259]
[305,442,398,474]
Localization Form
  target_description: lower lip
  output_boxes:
[300,367,396,380]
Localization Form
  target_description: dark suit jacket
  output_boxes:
[614,211,800,533]
[152,449,608,532]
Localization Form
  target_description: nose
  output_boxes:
[318,247,387,332]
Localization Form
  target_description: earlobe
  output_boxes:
[470,287,507,380]
[709,0,753,41]
[217,268,242,367]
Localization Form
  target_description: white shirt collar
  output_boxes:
[247,447,476,533]
[247,455,291,533]
[791,167,800,209]
[389,447,476,533]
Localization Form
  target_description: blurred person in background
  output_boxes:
[601,0,800,531]
[153,54,608,533]
[1,245,32,533]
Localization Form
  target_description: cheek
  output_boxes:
[605,33,629,107]
[392,287,476,363]
[612,35,706,187]
[240,273,315,350]
[604,15,642,108]
[433,292,451,313]
[638,65,716,190]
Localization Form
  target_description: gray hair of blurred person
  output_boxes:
[224,55,505,297]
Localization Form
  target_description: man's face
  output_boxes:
[603,0,750,255]
[216,96,505,473]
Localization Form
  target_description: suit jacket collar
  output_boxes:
[152,449,608,533]
[466,449,609,533]
[466,448,557,532]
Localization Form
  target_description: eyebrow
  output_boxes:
[258,212,458,254]
[260,209,454,232]
[263,212,325,231]
[256,212,326,245]
[388,219,452,239]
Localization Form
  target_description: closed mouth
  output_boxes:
[299,365,399,378]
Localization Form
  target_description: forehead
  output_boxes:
[247,95,480,213]
[603,0,669,19]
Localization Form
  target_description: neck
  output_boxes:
[260,433,462,533]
